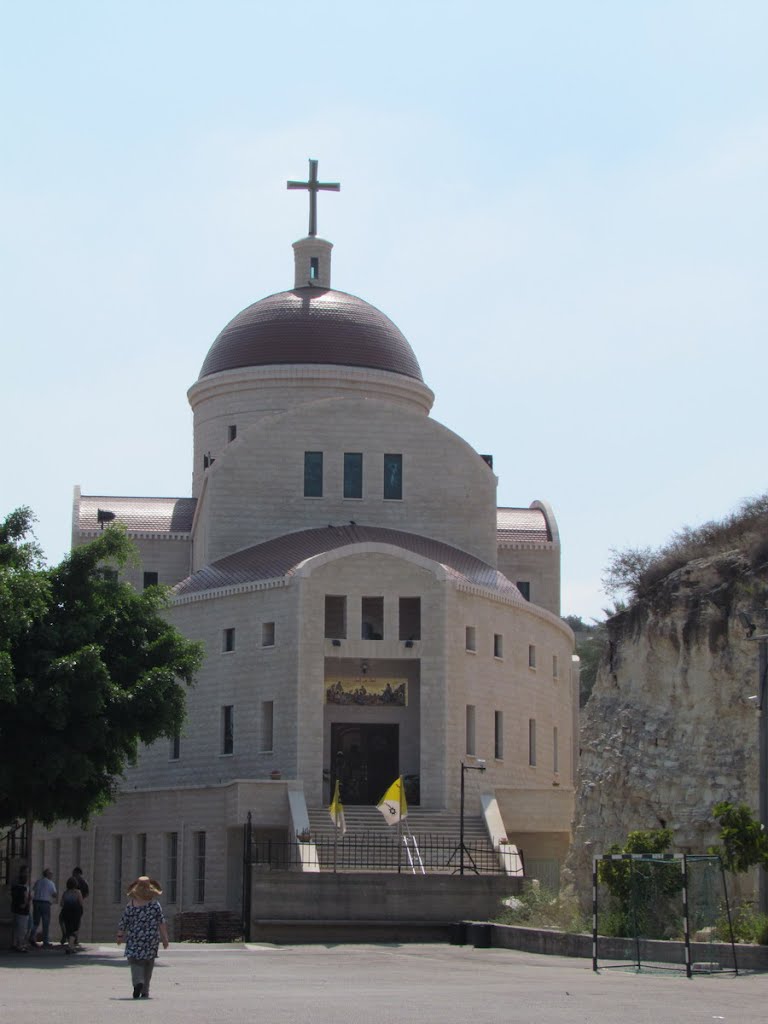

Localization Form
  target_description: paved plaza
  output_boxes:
[1,942,764,1024]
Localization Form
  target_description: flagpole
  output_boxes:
[397,776,403,874]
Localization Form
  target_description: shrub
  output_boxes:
[495,880,588,934]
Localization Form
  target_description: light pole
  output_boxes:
[459,759,486,876]
[738,613,768,914]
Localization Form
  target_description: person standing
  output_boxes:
[30,868,57,948]
[10,868,30,952]
[116,876,170,999]
[72,866,89,901]
[59,878,84,953]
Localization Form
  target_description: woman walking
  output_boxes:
[116,876,169,999]
[60,877,84,953]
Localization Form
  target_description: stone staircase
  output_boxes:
[306,805,498,873]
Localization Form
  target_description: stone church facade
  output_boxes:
[35,173,576,939]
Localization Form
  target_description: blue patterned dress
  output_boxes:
[118,900,165,960]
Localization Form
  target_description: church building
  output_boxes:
[37,163,576,938]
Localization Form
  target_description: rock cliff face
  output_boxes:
[569,550,766,894]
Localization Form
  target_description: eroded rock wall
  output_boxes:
[568,551,765,894]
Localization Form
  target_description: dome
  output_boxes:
[199,287,423,382]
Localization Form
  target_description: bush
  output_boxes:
[495,880,588,933]
[715,902,768,945]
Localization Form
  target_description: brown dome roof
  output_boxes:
[199,287,423,381]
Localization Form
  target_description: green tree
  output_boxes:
[598,829,684,938]
[0,508,203,829]
[709,802,768,874]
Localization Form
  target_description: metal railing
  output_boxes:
[1,821,27,885]
[248,833,508,874]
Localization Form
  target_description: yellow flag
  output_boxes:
[328,780,347,834]
[377,776,407,825]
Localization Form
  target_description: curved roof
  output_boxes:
[173,524,522,599]
[496,507,552,544]
[199,287,423,382]
[77,495,196,534]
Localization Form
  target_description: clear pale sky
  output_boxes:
[3,1,766,620]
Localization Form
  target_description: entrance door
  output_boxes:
[330,724,399,805]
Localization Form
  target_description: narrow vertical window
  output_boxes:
[465,705,476,756]
[343,452,363,498]
[170,732,180,760]
[261,701,274,752]
[222,705,234,755]
[310,256,319,280]
[53,838,61,889]
[136,833,147,876]
[493,633,503,658]
[383,453,403,499]
[262,622,275,647]
[325,596,347,639]
[143,571,158,589]
[553,654,559,679]
[528,719,537,766]
[223,628,236,653]
[227,424,237,442]
[304,451,323,497]
[517,581,531,601]
[166,832,178,904]
[465,626,477,652]
[73,837,82,872]
[553,726,559,773]
[361,597,384,639]
[494,710,504,760]
[528,644,537,669]
[194,831,206,904]
[112,835,123,903]
[399,597,421,641]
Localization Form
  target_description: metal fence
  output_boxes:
[1,822,27,886]
[248,833,508,875]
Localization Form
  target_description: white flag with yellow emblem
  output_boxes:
[328,780,347,834]
[377,776,408,825]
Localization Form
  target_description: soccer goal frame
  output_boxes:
[592,853,738,977]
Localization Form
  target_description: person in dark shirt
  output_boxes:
[11,868,30,952]
[72,866,89,900]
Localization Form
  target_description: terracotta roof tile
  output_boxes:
[173,525,521,598]
[78,496,196,534]
[496,507,551,544]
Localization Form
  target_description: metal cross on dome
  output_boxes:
[286,159,340,237]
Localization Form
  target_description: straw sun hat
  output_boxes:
[126,876,163,900]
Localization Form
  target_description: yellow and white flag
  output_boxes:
[328,780,347,834]
[377,776,407,825]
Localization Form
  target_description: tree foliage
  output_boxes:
[598,829,683,938]
[709,802,768,875]
[0,508,203,827]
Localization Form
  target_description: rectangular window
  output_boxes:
[222,705,234,755]
[136,833,147,876]
[223,627,236,653]
[361,597,384,639]
[383,453,403,500]
[261,701,274,752]
[143,571,158,589]
[73,837,82,872]
[465,626,477,652]
[465,704,476,756]
[529,719,537,766]
[227,424,237,442]
[398,597,421,641]
[325,595,347,639]
[553,726,559,773]
[170,732,180,760]
[309,256,319,280]
[166,832,178,904]
[193,831,206,904]
[101,568,118,583]
[304,451,323,497]
[517,581,531,601]
[261,621,275,647]
[493,633,503,658]
[112,835,123,903]
[494,710,504,760]
[343,452,363,499]
[528,644,537,669]
[553,654,559,679]
[53,838,61,888]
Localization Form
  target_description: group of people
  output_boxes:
[11,866,89,953]
[10,864,170,999]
